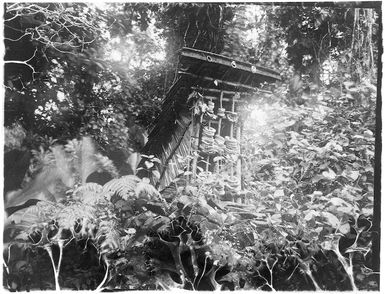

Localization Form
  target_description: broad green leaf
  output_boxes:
[339,223,351,234]
[322,211,340,228]
[144,160,154,169]
[321,240,334,251]
[274,189,284,198]
[361,207,373,216]
[311,175,324,183]
[347,170,360,181]
[196,205,210,216]
[322,168,336,180]
[363,130,373,138]
[329,197,350,207]
[343,81,355,88]
[213,156,224,162]
[336,206,354,214]
[152,170,161,180]
[304,210,319,221]
[15,231,30,241]
[270,213,281,224]
[151,158,162,164]
[286,209,297,216]
[144,203,167,216]
[178,195,194,206]
[142,177,151,184]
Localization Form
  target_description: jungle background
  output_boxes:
[2,2,381,291]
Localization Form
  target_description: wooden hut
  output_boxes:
[139,47,281,190]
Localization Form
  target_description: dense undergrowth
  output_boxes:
[3,2,380,291]
[3,79,378,291]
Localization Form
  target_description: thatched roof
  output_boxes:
[138,48,281,189]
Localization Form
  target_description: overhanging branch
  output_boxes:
[4,48,39,78]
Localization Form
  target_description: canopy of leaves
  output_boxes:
[3,2,379,292]
[4,3,161,153]
[270,4,379,84]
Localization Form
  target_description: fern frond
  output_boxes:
[135,181,160,200]
[52,145,74,188]
[56,202,96,230]
[102,175,141,200]
[74,183,103,204]
[78,182,103,193]
[64,138,82,155]
[36,200,62,218]
[160,182,178,199]
[80,137,98,184]
[5,200,57,231]
[64,137,97,184]
[5,174,60,209]
[29,147,55,177]
[6,145,74,209]
[32,146,56,168]
[96,220,121,253]
[93,153,119,178]
[6,206,41,228]
[65,137,117,184]
[78,217,97,239]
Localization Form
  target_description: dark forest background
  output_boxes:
[3,2,381,291]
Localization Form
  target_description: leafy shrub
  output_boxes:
[3,79,377,291]
[3,138,165,291]
[4,122,27,152]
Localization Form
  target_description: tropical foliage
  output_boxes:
[3,2,379,291]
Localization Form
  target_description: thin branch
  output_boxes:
[331,241,358,291]
[4,13,22,22]
[44,245,61,291]
[206,5,219,30]
[57,240,64,278]
[287,262,300,280]
[6,4,40,13]
[264,257,278,291]
[5,3,101,55]
[4,48,39,78]
[256,268,271,289]
[6,3,22,11]
[4,23,26,33]
[183,20,191,47]
[4,33,32,42]
[95,255,109,291]
[197,255,208,288]
[318,32,329,63]
[350,8,358,65]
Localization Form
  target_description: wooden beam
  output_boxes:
[229,95,235,177]
[191,86,266,96]
[179,47,282,80]
[218,91,223,135]
[185,74,273,94]
[201,95,246,103]
[192,114,201,179]
[179,71,256,91]
[205,155,210,172]
[236,123,242,198]
[230,96,235,138]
